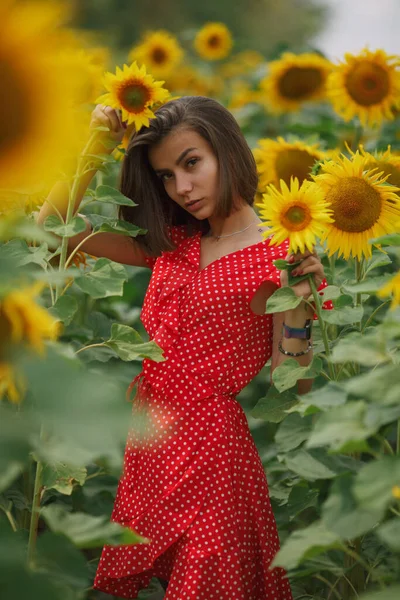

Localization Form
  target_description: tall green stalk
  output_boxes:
[27,132,99,565]
[308,276,335,379]
[27,453,43,567]
[55,131,98,301]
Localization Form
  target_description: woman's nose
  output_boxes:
[175,173,193,196]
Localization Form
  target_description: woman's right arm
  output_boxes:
[37,105,150,267]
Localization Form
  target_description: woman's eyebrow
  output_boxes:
[154,147,198,175]
[175,147,197,165]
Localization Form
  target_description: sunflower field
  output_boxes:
[2,2,400,599]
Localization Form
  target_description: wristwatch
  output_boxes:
[282,319,312,340]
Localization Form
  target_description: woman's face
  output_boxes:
[148,128,219,220]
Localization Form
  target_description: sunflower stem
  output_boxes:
[351,122,363,153]
[397,419,400,455]
[64,230,102,270]
[354,257,363,309]
[55,131,99,301]
[308,275,335,379]
[27,450,44,567]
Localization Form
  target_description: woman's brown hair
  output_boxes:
[119,96,258,256]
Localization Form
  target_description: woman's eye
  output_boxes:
[187,158,198,167]
[161,173,172,181]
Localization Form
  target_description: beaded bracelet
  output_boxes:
[278,339,313,357]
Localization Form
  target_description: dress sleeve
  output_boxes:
[143,253,158,269]
[249,238,333,313]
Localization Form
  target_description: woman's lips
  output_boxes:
[185,198,203,212]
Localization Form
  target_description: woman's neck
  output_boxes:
[207,204,260,238]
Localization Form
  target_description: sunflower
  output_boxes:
[253,137,325,193]
[313,151,400,260]
[259,52,332,114]
[194,23,233,61]
[96,62,170,131]
[0,2,86,190]
[128,30,183,79]
[377,272,400,310]
[0,282,60,356]
[361,146,400,196]
[256,178,333,254]
[327,48,400,128]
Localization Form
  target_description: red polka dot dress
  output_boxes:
[94,227,295,599]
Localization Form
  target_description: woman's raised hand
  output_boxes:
[90,104,126,145]
[281,250,325,299]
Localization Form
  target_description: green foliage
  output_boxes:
[265,286,303,313]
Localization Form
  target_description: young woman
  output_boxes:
[39,96,325,599]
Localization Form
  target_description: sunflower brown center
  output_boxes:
[119,80,151,112]
[327,177,382,232]
[208,35,221,48]
[152,47,168,65]
[275,149,317,186]
[346,61,390,106]
[0,57,30,154]
[282,203,311,231]
[278,67,323,100]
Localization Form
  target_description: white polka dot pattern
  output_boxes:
[94,228,309,599]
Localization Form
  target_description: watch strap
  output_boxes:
[282,319,312,340]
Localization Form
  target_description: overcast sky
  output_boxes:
[314,0,400,60]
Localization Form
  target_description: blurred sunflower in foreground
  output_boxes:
[128,30,183,79]
[378,272,400,310]
[0,187,47,217]
[194,23,233,61]
[257,178,333,254]
[313,151,400,259]
[254,137,325,192]
[0,282,60,403]
[327,48,400,128]
[259,52,332,114]
[0,1,92,192]
[96,62,170,131]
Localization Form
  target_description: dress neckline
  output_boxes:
[196,231,270,274]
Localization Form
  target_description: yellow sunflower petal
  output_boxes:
[0,362,24,404]
[0,282,60,355]
[377,272,400,310]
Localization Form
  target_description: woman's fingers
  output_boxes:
[102,105,121,132]
[292,256,323,276]
[90,104,120,132]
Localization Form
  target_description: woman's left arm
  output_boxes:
[270,250,325,395]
